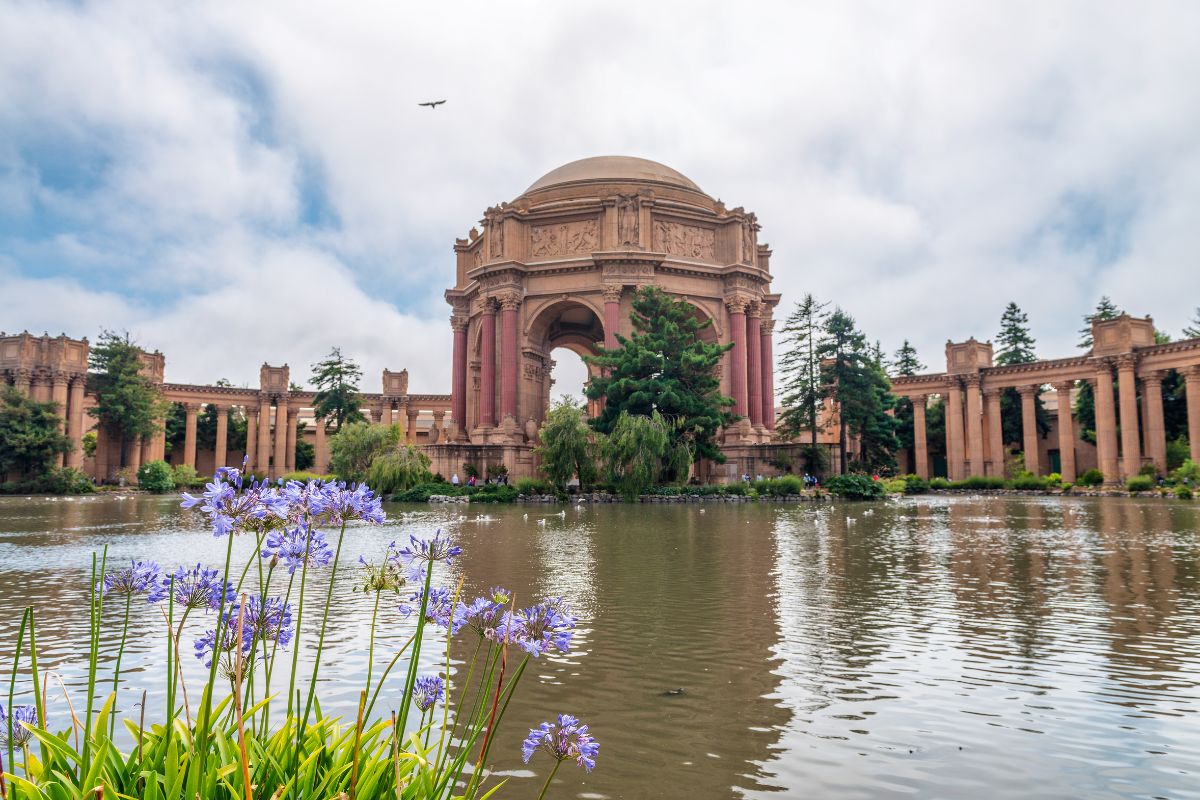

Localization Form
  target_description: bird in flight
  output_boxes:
[418,100,446,109]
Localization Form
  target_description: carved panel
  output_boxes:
[530,219,599,258]
[603,262,655,278]
[471,247,483,268]
[653,219,715,260]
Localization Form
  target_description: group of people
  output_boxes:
[739,472,822,490]
[450,472,509,487]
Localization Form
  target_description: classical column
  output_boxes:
[256,398,272,474]
[1053,382,1077,483]
[760,318,776,431]
[500,292,521,422]
[945,379,964,480]
[66,375,85,468]
[1018,385,1040,475]
[965,375,984,477]
[912,395,930,479]
[285,407,299,472]
[127,434,142,476]
[480,300,497,426]
[314,418,327,474]
[246,407,259,469]
[984,387,1004,477]
[727,298,749,418]
[450,316,468,438]
[1116,354,1141,479]
[1093,363,1119,482]
[396,401,408,439]
[13,369,30,395]
[51,372,69,467]
[602,285,621,350]
[433,410,446,442]
[746,307,763,429]
[370,406,382,425]
[1141,370,1167,474]
[33,374,50,403]
[272,403,289,478]
[184,403,200,469]
[1185,365,1200,462]
[214,405,229,471]
[407,409,419,443]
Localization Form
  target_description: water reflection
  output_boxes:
[1,495,1198,799]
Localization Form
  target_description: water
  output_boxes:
[1,494,1198,799]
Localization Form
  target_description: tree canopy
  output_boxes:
[585,286,733,467]
[0,388,73,481]
[311,347,366,431]
[536,397,598,491]
[777,293,829,462]
[890,340,925,377]
[1078,296,1122,350]
[819,309,899,473]
[87,330,167,465]
[328,422,401,484]
[600,411,688,499]
[995,302,1037,365]
[1184,307,1200,339]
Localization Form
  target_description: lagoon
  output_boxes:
[1,494,1198,799]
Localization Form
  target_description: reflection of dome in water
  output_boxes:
[523,155,704,195]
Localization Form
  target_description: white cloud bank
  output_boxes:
[1,0,1198,392]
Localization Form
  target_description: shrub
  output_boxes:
[365,444,432,494]
[1166,437,1190,471]
[1125,475,1154,492]
[929,477,951,490]
[467,484,519,503]
[1010,471,1048,491]
[1138,463,1159,478]
[951,475,1007,490]
[281,471,325,483]
[722,481,748,495]
[1076,468,1105,487]
[514,477,554,495]
[902,475,930,494]
[172,463,205,489]
[137,460,176,493]
[772,475,805,496]
[825,473,884,500]
[1172,459,1200,485]
[390,481,460,502]
[1176,484,1193,499]
[883,478,908,494]
[1046,472,1063,485]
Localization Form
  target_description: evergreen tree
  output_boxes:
[311,347,366,431]
[0,388,73,481]
[87,330,168,467]
[536,397,599,491]
[1078,296,1122,350]
[1183,307,1200,339]
[585,287,733,468]
[891,340,924,377]
[777,293,829,471]
[994,302,1037,365]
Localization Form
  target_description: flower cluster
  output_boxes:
[194,595,294,669]
[0,704,38,748]
[398,530,462,578]
[151,564,235,611]
[357,542,407,593]
[501,598,576,657]
[302,481,386,527]
[412,675,445,712]
[462,594,508,640]
[261,525,335,574]
[181,463,290,538]
[97,559,162,598]
[399,586,467,635]
[521,714,599,772]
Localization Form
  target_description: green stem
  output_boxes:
[536,760,563,800]
[395,560,434,739]
[362,631,417,723]
[286,525,315,719]
[81,547,106,777]
[194,531,235,790]
[366,590,382,692]
[109,594,132,738]
[302,518,348,728]
[6,607,29,783]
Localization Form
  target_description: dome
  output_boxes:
[523,156,703,195]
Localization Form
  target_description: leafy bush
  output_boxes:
[902,475,930,494]
[1166,437,1190,471]
[1172,459,1200,484]
[1176,484,1193,499]
[172,463,205,489]
[1138,463,1160,478]
[929,477,951,490]
[390,481,460,503]
[281,471,326,483]
[1010,472,1048,491]
[137,460,175,493]
[1046,472,1062,485]
[1076,468,1105,487]
[0,466,98,495]
[365,444,432,494]
[771,475,805,496]
[514,477,554,495]
[1125,475,1154,492]
[883,478,908,494]
[825,473,884,500]
[466,484,519,503]
[952,475,1008,490]
[722,481,749,495]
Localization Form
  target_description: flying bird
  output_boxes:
[418,100,446,109]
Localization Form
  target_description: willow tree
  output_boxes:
[536,397,598,491]
[600,411,688,499]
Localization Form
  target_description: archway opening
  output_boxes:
[549,346,594,415]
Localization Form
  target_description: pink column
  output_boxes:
[760,318,775,430]
[603,286,621,349]
[479,301,497,426]
[450,316,468,434]
[500,294,520,420]
[727,299,748,417]
[746,309,763,428]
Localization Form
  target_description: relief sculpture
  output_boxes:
[653,220,715,260]
[530,219,599,258]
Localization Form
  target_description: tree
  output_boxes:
[1078,296,1122,350]
[993,303,1049,447]
[536,397,599,491]
[777,293,829,471]
[87,330,168,467]
[366,444,432,494]
[311,348,366,430]
[0,388,73,481]
[600,411,688,499]
[294,420,315,471]
[585,287,733,469]
[891,340,924,378]
[1183,308,1200,339]
[328,422,402,484]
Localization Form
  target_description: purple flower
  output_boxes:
[521,714,598,772]
[97,560,162,598]
[357,542,406,592]
[412,675,445,712]
[180,463,289,538]
[500,598,576,657]
[195,595,293,669]
[151,564,235,611]
[463,595,508,640]
[398,530,462,577]
[399,586,466,635]
[310,482,386,526]
[261,525,334,574]
[0,704,38,748]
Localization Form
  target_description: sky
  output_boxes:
[2,0,1198,396]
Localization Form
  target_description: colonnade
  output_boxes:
[7,368,89,469]
[725,298,777,432]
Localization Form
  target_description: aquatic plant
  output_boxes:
[1,457,595,799]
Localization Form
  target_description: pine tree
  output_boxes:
[818,309,898,473]
[995,302,1037,365]
[777,293,829,469]
[0,388,74,481]
[1184,307,1200,339]
[585,286,734,467]
[87,330,169,468]
[1078,296,1122,350]
[891,340,924,377]
[311,347,366,431]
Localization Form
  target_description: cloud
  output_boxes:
[1,0,1198,391]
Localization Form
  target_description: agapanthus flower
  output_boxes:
[412,675,445,712]
[398,530,462,578]
[194,595,293,671]
[521,714,599,772]
[151,564,235,611]
[463,594,508,640]
[399,586,466,635]
[310,482,386,526]
[260,525,334,574]
[0,704,38,748]
[357,542,406,592]
[181,458,289,537]
[500,598,576,657]
[97,559,162,598]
